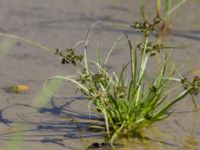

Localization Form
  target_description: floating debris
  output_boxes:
[4,85,30,93]
[87,142,123,150]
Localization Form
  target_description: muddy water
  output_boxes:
[0,0,200,149]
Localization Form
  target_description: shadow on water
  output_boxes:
[0,96,105,149]
[30,8,200,42]
[171,30,200,41]
[0,106,13,125]
[0,95,200,149]
[101,6,130,12]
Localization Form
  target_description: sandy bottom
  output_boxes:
[0,0,200,149]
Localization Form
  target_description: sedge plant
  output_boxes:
[45,16,200,143]
[0,1,197,147]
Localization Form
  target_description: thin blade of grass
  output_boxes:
[104,34,124,65]
[155,88,191,118]
[0,33,52,53]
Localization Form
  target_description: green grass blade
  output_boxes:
[155,88,191,118]
[190,94,198,111]
[104,34,124,65]
[168,0,187,15]
[0,33,52,53]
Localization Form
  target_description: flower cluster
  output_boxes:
[55,48,83,66]
[137,42,164,56]
[131,17,162,37]
[181,76,200,95]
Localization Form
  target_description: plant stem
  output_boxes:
[191,94,198,111]
[156,0,161,17]
[135,37,149,104]
[164,0,171,25]
[140,0,147,20]
[110,122,125,143]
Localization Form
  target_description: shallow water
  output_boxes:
[0,0,200,149]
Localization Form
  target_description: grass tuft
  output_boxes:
[47,17,199,143]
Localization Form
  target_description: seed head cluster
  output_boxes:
[132,17,162,37]
[55,48,83,66]
[181,76,200,95]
